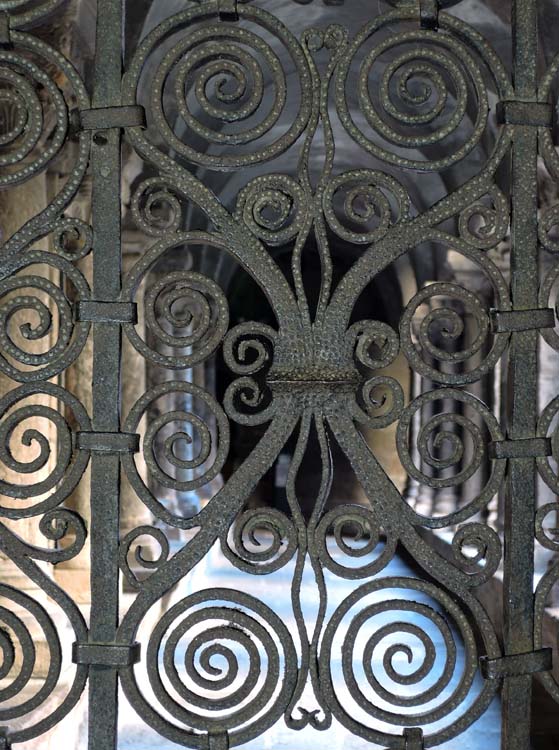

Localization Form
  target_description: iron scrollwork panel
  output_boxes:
[0,0,557,748]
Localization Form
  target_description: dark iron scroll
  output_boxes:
[0,0,558,748]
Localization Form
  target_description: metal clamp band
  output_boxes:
[0,13,11,46]
[404,727,424,749]
[209,732,230,750]
[497,101,553,127]
[72,642,141,668]
[218,0,238,21]
[419,0,439,29]
[74,301,138,325]
[76,432,140,454]
[488,437,552,460]
[490,308,555,333]
[480,648,552,679]
[80,105,146,131]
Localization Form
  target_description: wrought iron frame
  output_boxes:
[1,0,559,748]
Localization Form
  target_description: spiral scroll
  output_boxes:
[120,589,297,747]
[335,8,510,171]
[320,577,499,746]
[0,382,90,518]
[122,236,229,369]
[396,388,505,528]
[122,382,230,528]
[126,5,313,169]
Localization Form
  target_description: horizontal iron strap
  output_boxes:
[404,727,424,749]
[480,648,552,679]
[490,308,555,333]
[79,105,146,130]
[217,0,239,21]
[209,732,230,750]
[488,437,551,460]
[72,642,141,667]
[419,0,439,30]
[76,432,140,454]
[74,301,137,324]
[496,100,553,127]
[0,13,10,46]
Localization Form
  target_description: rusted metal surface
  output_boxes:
[1,0,559,748]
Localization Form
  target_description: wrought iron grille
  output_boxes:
[2,0,559,748]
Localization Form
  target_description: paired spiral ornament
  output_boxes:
[122,382,230,528]
[323,170,410,244]
[396,389,505,527]
[123,236,229,369]
[223,322,277,426]
[0,383,90,518]
[335,9,510,171]
[314,505,396,579]
[126,5,312,169]
[127,590,297,746]
[221,508,297,574]
[320,577,499,745]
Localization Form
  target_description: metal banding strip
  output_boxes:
[72,642,141,668]
[480,649,552,679]
[80,105,146,131]
[217,0,238,21]
[403,727,424,749]
[496,100,553,127]
[0,13,10,46]
[74,301,138,324]
[490,308,556,333]
[419,0,439,30]
[76,432,140,454]
[488,437,552,460]
[208,732,230,750]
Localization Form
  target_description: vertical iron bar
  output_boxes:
[502,1,539,748]
[88,1,123,748]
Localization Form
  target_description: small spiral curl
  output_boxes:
[459,188,509,249]
[323,170,410,244]
[451,523,501,583]
[314,505,396,579]
[223,322,276,376]
[131,178,184,237]
[235,175,307,245]
[119,526,170,590]
[221,508,297,574]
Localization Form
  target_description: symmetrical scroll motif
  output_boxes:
[0,0,555,747]
[116,1,517,747]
